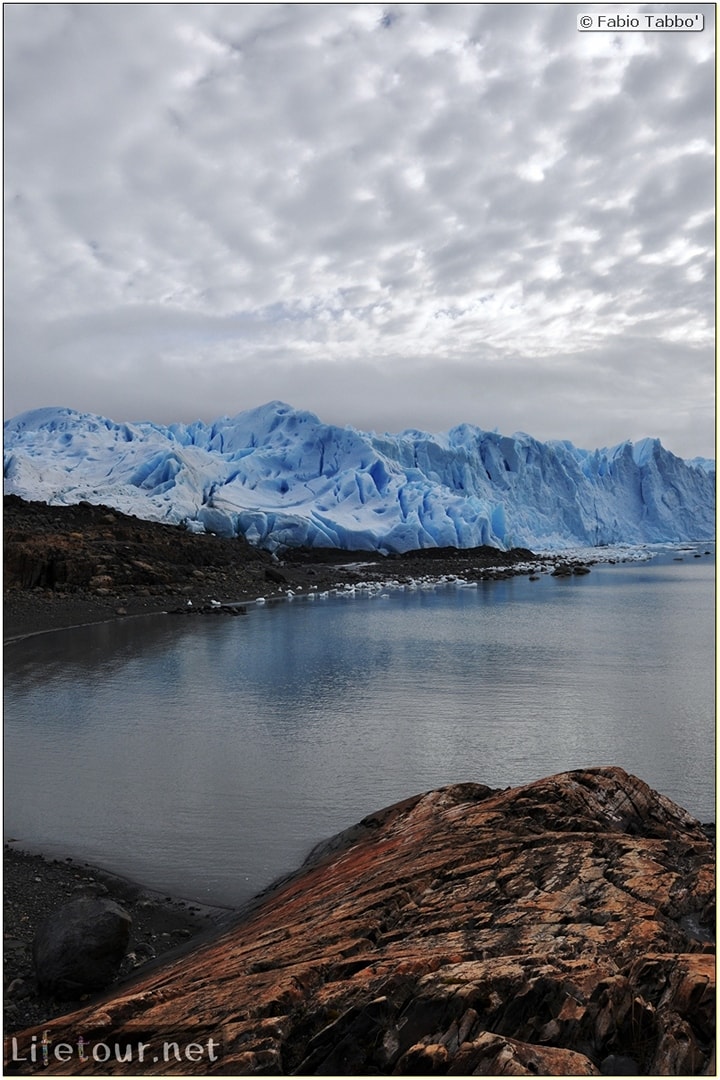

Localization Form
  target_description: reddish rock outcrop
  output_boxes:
[4,767,714,1075]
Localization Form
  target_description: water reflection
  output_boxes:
[4,549,714,906]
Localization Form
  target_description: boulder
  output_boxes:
[264,566,288,584]
[9,768,715,1074]
[32,897,132,997]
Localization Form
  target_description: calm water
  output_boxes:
[4,546,715,907]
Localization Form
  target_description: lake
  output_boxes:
[4,544,715,908]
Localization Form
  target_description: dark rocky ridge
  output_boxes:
[4,494,548,640]
[3,768,714,1076]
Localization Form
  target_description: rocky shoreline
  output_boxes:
[6,498,714,1074]
[4,494,553,641]
[3,768,715,1076]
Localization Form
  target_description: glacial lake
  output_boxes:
[4,544,715,908]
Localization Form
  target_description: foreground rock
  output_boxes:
[3,847,227,1036]
[33,898,132,997]
[4,767,714,1075]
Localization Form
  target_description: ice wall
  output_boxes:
[4,401,715,552]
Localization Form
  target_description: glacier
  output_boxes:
[3,401,715,553]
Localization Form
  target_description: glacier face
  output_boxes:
[3,402,715,553]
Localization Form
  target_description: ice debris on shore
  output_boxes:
[246,544,668,607]
[4,401,714,554]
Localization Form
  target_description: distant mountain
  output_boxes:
[3,402,715,552]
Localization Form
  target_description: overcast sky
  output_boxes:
[4,3,715,457]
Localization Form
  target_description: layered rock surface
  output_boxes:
[4,767,715,1075]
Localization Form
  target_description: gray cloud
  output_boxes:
[4,2,715,458]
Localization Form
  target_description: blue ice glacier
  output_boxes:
[3,401,715,552]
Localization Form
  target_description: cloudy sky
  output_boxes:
[4,3,715,457]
